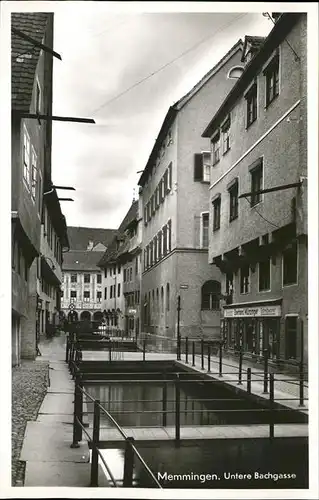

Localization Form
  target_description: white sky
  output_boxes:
[49,6,273,229]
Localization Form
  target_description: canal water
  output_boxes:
[84,378,307,427]
[97,437,308,489]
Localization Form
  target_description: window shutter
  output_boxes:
[194,154,203,181]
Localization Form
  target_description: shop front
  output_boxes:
[222,300,282,360]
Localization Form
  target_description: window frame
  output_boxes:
[258,257,271,292]
[240,264,250,294]
[282,240,298,287]
[212,196,221,232]
[211,132,220,166]
[245,82,258,128]
[221,115,231,155]
[264,52,280,108]
[84,273,90,284]
[23,125,31,189]
[228,179,239,222]
[250,159,264,207]
[200,211,209,248]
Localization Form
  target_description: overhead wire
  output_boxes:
[242,196,280,228]
[91,13,248,115]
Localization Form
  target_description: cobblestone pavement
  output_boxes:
[12,359,49,486]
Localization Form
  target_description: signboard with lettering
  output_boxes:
[224,305,281,318]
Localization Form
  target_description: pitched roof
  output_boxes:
[66,227,117,251]
[11,12,50,111]
[138,39,243,187]
[202,13,301,137]
[97,201,139,267]
[62,250,105,272]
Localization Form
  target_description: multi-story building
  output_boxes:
[202,14,307,368]
[98,201,141,333]
[37,192,69,338]
[137,40,244,344]
[11,13,66,364]
[61,227,116,322]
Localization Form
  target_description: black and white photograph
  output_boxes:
[0,1,318,498]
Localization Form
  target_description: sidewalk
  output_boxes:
[19,333,107,487]
[176,351,308,414]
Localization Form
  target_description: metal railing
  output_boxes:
[71,372,307,447]
[70,372,162,488]
[66,332,308,409]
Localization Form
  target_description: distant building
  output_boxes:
[61,227,116,322]
[202,14,307,368]
[137,40,244,345]
[98,201,142,334]
[11,13,68,364]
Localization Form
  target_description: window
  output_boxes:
[246,83,257,127]
[83,291,90,302]
[97,273,102,284]
[240,264,250,294]
[23,126,31,188]
[118,283,121,297]
[201,280,221,310]
[144,206,148,226]
[158,231,162,260]
[250,160,263,207]
[71,273,77,283]
[161,286,164,312]
[104,287,107,300]
[166,283,170,311]
[37,171,42,215]
[167,163,172,192]
[35,79,41,114]
[259,258,271,291]
[226,272,234,298]
[154,235,158,263]
[211,133,220,166]
[285,316,297,359]
[201,212,209,248]
[113,266,116,275]
[70,290,77,300]
[155,186,160,209]
[129,267,132,281]
[194,153,210,182]
[162,225,167,255]
[84,273,90,283]
[283,241,298,286]
[118,265,121,274]
[228,180,238,221]
[212,196,221,231]
[167,219,172,252]
[110,286,113,299]
[160,178,165,201]
[264,53,279,107]
[151,194,155,215]
[222,116,231,154]
[60,290,64,298]
[104,268,107,278]
[31,148,37,201]
[202,152,211,183]
[97,291,102,302]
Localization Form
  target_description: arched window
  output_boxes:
[201,280,221,310]
[166,283,170,311]
[227,66,244,79]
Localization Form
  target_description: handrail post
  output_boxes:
[299,361,305,407]
[123,437,135,487]
[77,374,83,442]
[263,348,269,393]
[175,374,180,442]
[201,339,204,370]
[185,337,189,364]
[70,372,81,448]
[143,339,146,361]
[162,379,167,427]
[207,343,211,373]
[269,374,274,439]
[90,399,101,487]
[247,367,251,394]
[219,340,223,377]
[238,346,243,385]
[192,341,195,366]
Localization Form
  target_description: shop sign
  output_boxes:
[224,305,281,318]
